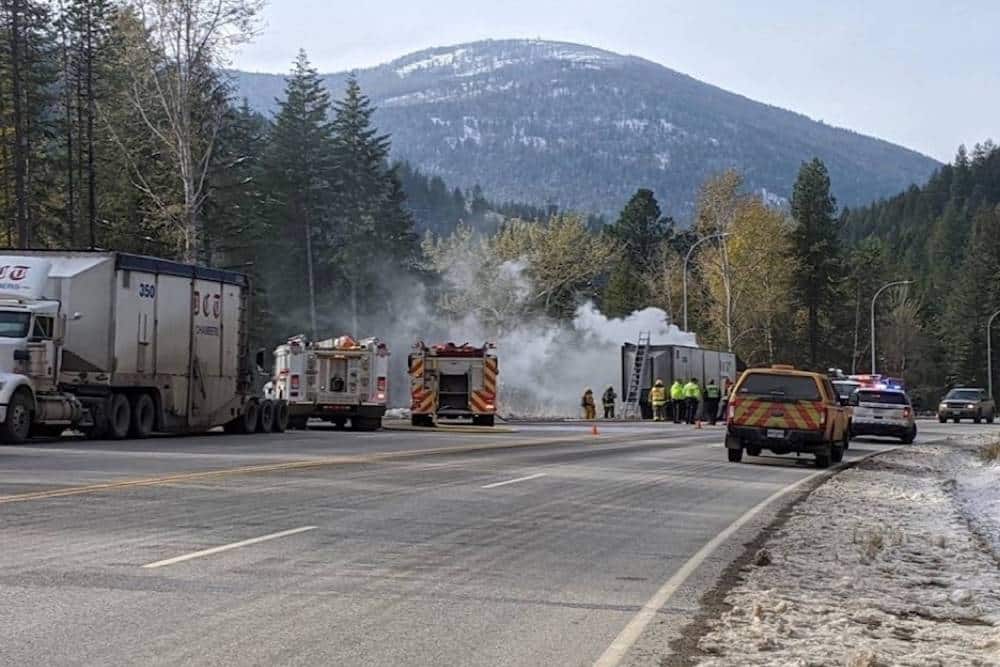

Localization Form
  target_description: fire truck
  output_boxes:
[269,335,389,431]
[408,342,498,427]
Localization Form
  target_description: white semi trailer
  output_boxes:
[0,251,286,444]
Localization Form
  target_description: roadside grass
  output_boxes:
[978,437,1000,464]
[853,524,905,563]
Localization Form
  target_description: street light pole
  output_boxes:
[988,309,1000,400]
[682,232,731,332]
[870,280,913,375]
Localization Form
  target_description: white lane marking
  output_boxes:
[593,449,891,667]
[142,526,317,569]
[481,473,548,489]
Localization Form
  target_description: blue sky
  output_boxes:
[232,0,999,162]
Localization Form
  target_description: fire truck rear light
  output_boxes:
[377,376,386,392]
[291,374,300,390]
[376,392,386,401]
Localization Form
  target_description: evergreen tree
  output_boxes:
[789,158,841,366]
[602,188,673,318]
[329,74,419,334]
[263,50,336,338]
[942,206,1000,386]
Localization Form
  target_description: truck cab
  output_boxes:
[0,261,87,443]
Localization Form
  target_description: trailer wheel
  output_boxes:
[272,401,289,433]
[237,400,260,434]
[1,389,34,444]
[107,393,131,440]
[129,393,155,438]
[257,400,275,433]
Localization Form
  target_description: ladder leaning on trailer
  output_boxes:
[622,331,651,419]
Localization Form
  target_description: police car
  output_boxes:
[849,387,917,443]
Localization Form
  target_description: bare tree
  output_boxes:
[116,0,261,261]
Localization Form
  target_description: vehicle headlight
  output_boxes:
[939,403,947,410]
[967,403,976,409]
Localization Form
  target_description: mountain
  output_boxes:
[231,39,940,218]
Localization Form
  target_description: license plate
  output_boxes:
[766,429,785,439]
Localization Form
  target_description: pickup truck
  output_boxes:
[725,365,851,468]
[938,388,996,424]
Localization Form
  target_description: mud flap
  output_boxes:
[725,433,742,449]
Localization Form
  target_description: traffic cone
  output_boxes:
[591,424,600,436]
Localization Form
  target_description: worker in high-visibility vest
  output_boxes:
[650,379,667,421]
[683,378,702,424]
[704,379,722,425]
[670,380,685,423]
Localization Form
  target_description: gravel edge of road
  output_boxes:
[652,447,903,666]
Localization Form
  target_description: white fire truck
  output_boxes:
[408,342,498,427]
[269,335,389,430]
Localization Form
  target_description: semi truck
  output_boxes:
[408,342,498,427]
[0,251,286,444]
[268,334,389,430]
[621,343,738,419]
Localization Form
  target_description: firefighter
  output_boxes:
[650,379,667,421]
[582,388,596,420]
[704,379,722,425]
[683,377,702,424]
[670,379,685,423]
[602,385,617,419]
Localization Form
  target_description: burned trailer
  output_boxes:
[621,344,738,420]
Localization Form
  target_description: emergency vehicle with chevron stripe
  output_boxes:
[408,342,498,427]
[725,365,851,469]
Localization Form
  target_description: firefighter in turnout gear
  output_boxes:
[582,388,596,420]
[670,380,685,423]
[684,378,702,424]
[602,385,617,419]
[705,379,722,425]
[650,380,668,421]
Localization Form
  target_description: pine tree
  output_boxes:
[942,205,1000,386]
[264,50,336,338]
[789,158,842,366]
[329,74,419,334]
[601,188,672,318]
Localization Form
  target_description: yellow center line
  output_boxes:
[0,431,656,505]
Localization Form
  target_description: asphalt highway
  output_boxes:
[0,419,994,666]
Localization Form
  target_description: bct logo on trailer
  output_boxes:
[0,257,50,299]
[0,265,30,281]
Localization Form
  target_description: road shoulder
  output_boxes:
[665,439,1000,666]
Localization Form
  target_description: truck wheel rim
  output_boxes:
[11,405,29,435]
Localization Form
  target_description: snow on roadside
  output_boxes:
[693,441,1000,666]
[955,434,1000,562]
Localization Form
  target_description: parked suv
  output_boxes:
[850,388,917,443]
[726,365,851,468]
[938,388,996,424]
